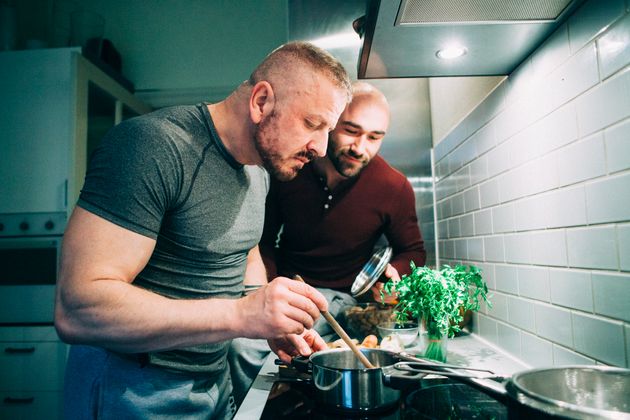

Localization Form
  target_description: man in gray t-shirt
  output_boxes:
[55,41,351,419]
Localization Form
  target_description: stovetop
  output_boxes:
[260,364,508,419]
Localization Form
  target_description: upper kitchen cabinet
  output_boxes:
[0,48,151,216]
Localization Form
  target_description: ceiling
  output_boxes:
[358,0,585,78]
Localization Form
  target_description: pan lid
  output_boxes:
[351,247,392,297]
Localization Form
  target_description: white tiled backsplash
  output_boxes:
[434,0,630,367]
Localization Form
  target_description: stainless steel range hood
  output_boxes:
[358,0,585,78]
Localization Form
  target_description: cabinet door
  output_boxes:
[0,49,76,214]
[0,341,67,391]
[0,286,56,324]
[0,391,62,420]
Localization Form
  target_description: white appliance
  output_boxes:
[0,212,66,324]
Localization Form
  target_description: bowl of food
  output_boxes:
[376,321,419,347]
[344,303,395,339]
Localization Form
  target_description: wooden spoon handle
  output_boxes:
[293,275,375,369]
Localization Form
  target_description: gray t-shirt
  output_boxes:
[77,103,269,374]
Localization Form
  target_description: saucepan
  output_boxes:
[289,348,491,412]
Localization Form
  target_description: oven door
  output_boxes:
[0,237,61,324]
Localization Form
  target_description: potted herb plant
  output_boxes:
[383,263,490,362]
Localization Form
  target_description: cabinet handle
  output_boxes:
[3,397,35,404]
[64,179,69,208]
[4,347,36,354]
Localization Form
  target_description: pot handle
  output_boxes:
[393,362,512,403]
[397,352,495,374]
[381,365,427,390]
[312,365,343,391]
[280,356,311,374]
[394,362,499,379]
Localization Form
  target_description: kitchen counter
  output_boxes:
[234,332,529,419]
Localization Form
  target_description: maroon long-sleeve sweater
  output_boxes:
[260,155,426,291]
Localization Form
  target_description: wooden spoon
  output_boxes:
[293,274,375,369]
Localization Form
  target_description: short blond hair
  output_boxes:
[249,41,352,103]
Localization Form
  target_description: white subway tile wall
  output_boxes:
[605,119,630,174]
[518,266,551,302]
[552,344,596,365]
[549,269,593,311]
[619,224,630,271]
[520,332,554,366]
[497,322,522,356]
[572,312,626,366]
[435,0,630,367]
[534,303,573,347]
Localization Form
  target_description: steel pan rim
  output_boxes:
[509,365,630,418]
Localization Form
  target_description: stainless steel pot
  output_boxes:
[394,362,630,419]
[300,348,494,412]
[307,348,420,412]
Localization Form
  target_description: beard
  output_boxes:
[254,110,316,181]
[327,144,369,178]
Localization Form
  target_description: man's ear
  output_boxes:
[249,81,275,124]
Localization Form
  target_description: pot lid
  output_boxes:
[351,247,392,297]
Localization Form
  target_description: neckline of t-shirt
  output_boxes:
[200,103,243,170]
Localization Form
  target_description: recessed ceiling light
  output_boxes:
[436,46,467,59]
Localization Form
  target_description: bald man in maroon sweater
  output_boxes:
[259,81,426,297]
[228,82,426,407]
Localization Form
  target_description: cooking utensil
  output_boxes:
[293,274,375,369]
[351,246,392,297]
[287,348,488,412]
[391,362,630,419]
[307,348,420,412]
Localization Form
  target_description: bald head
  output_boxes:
[348,82,390,118]
[248,41,352,105]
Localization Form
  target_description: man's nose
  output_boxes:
[308,130,328,157]
[351,135,368,156]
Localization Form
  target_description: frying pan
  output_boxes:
[391,361,630,419]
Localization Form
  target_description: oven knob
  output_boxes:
[19,222,29,231]
[45,220,55,231]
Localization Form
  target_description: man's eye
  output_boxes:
[345,129,359,135]
[305,120,317,129]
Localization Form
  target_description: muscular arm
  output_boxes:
[54,207,327,354]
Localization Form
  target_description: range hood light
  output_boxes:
[436,46,467,60]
